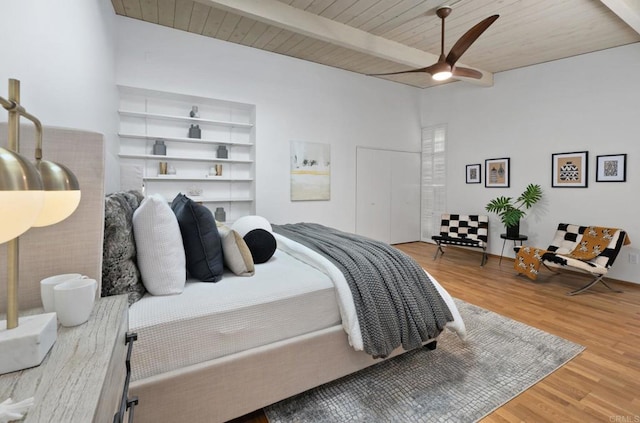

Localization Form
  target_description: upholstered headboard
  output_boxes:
[0,124,104,312]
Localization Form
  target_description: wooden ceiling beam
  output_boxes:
[600,0,640,34]
[195,0,494,87]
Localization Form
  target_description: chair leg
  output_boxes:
[433,243,444,260]
[566,274,623,296]
[480,249,487,266]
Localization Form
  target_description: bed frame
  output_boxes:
[2,125,439,422]
[131,326,434,422]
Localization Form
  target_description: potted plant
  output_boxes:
[485,183,543,237]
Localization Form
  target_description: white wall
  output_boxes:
[420,43,640,284]
[0,0,120,193]
[115,17,422,233]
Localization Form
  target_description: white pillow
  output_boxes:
[231,215,273,237]
[133,194,186,295]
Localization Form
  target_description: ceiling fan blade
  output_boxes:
[368,67,431,77]
[445,14,499,66]
[452,66,483,79]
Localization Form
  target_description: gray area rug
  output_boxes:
[264,299,584,422]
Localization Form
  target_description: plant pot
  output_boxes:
[506,221,520,238]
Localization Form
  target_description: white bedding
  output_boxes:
[129,234,466,381]
[129,249,340,381]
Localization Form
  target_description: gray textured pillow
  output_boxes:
[102,191,146,305]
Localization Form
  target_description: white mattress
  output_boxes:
[129,249,340,381]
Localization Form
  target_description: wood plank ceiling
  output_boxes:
[111,0,640,88]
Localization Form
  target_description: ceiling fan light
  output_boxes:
[432,71,453,81]
[430,61,453,81]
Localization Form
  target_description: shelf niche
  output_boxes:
[117,85,256,222]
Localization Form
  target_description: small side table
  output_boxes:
[500,233,528,265]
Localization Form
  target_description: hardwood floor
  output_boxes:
[231,242,640,423]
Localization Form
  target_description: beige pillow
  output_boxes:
[220,227,255,277]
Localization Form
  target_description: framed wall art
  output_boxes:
[290,140,331,201]
[466,164,481,184]
[552,151,588,188]
[485,158,510,188]
[596,154,626,182]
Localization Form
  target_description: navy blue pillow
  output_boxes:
[243,228,277,264]
[171,194,224,282]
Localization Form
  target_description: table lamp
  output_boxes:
[0,79,81,374]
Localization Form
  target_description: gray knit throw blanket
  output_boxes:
[273,223,453,358]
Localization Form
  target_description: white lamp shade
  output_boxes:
[32,159,81,227]
[0,190,45,243]
[32,190,81,227]
[0,146,45,243]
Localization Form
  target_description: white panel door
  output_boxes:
[356,148,391,243]
[390,151,421,244]
[356,148,421,244]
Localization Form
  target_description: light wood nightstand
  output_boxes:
[0,294,137,422]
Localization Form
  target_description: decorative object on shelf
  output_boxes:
[485,183,543,238]
[167,164,176,175]
[484,157,510,188]
[153,139,166,155]
[551,151,588,188]
[208,166,217,177]
[596,153,626,183]
[188,186,203,196]
[290,140,331,201]
[188,124,201,139]
[466,163,481,184]
[1,78,82,374]
[215,164,223,176]
[190,106,199,118]
[159,161,168,175]
[215,207,226,222]
[217,145,228,159]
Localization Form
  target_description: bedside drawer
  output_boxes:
[112,332,139,423]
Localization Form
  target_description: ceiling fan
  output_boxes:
[371,6,499,81]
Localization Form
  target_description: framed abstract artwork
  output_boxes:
[290,140,331,201]
[596,154,626,182]
[485,158,510,188]
[552,151,588,188]
[466,164,481,184]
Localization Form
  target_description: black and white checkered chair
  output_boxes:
[432,214,489,266]
[515,223,628,295]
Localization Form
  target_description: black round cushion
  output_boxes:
[243,228,277,264]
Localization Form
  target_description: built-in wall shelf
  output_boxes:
[178,196,253,203]
[118,110,254,129]
[118,133,252,147]
[119,153,253,164]
[144,176,254,182]
[117,85,256,221]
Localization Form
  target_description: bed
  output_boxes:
[119,211,466,422]
[2,125,466,423]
